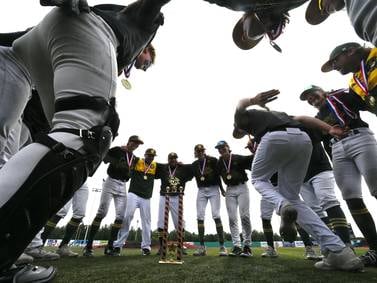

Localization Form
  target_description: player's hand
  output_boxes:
[251,89,279,111]
[245,137,257,153]
[329,125,349,139]
[40,0,90,15]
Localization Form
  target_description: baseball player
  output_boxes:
[83,135,143,257]
[321,42,377,115]
[216,141,253,257]
[300,85,377,267]
[0,0,171,278]
[191,144,227,256]
[233,89,363,271]
[305,0,377,46]
[202,0,307,51]
[114,148,162,256]
[156,153,193,256]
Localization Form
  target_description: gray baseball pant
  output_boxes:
[225,183,251,247]
[331,128,377,199]
[251,129,345,253]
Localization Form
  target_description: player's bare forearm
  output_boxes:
[294,116,347,138]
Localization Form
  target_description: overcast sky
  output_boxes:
[2,1,376,238]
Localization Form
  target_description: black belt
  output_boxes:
[51,128,96,140]
[268,126,301,133]
[332,129,360,143]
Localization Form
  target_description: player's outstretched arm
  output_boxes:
[40,0,90,15]
[294,116,348,139]
[237,89,279,111]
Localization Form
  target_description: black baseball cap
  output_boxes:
[215,140,229,149]
[128,135,144,144]
[321,42,361,73]
[145,148,157,156]
[168,152,178,159]
[194,144,206,152]
[299,85,324,101]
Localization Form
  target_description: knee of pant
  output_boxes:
[73,211,85,219]
[321,200,340,211]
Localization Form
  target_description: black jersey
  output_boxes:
[234,108,302,142]
[91,1,166,73]
[128,159,162,199]
[304,141,332,182]
[159,164,194,196]
[217,154,253,186]
[192,155,223,188]
[316,89,368,130]
[104,146,138,182]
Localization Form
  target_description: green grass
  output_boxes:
[40,247,377,282]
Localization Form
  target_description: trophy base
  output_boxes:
[158,260,184,265]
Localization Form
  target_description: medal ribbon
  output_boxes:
[325,89,357,127]
[126,152,134,169]
[143,160,153,175]
[222,154,232,174]
[353,60,369,97]
[168,166,177,178]
[199,158,206,176]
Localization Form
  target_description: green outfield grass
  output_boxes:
[40,247,377,282]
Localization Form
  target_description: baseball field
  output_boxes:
[40,247,377,282]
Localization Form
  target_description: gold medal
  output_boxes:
[200,176,205,181]
[143,175,148,180]
[226,174,232,180]
[121,79,132,90]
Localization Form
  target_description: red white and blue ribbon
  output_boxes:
[353,60,369,97]
[326,89,357,127]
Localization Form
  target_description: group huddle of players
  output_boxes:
[0,0,376,281]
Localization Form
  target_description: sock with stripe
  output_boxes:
[214,218,225,246]
[347,198,377,250]
[108,219,123,248]
[85,216,103,250]
[59,217,82,247]
[327,205,351,244]
[41,214,62,244]
[262,218,274,248]
[197,219,205,246]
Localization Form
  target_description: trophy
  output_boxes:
[159,183,184,265]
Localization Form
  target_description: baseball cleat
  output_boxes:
[359,249,377,267]
[56,244,78,257]
[15,253,34,265]
[0,264,57,283]
[279,204,298,242]
[142,248,151,256]
[240,245,253,257]
[106,247,121,257]
[82,247,94,257]
[193,246,207,256]
[304,246,322,261]
[261,246,278,258]
[314,247,364,271]
[219,246,228,257]
[229,246,242,257]
[25,246,60,261]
